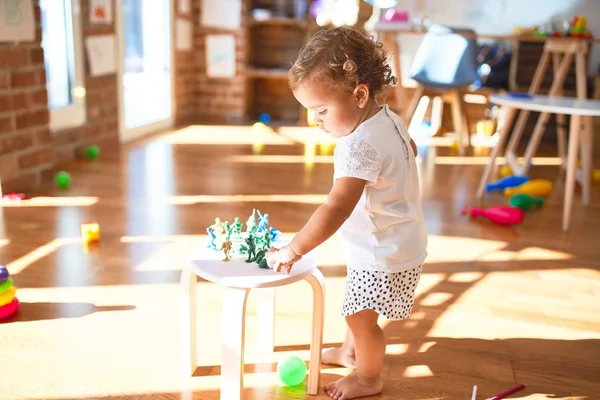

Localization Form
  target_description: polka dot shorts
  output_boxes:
[342,265,422,320]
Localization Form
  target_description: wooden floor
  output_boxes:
[1,124,599,400]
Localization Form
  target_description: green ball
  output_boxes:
[277,356,306,387]
[86,145,100,160]
[55,171,71,189]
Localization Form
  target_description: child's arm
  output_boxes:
[290,176,366,255]
[267,176,366,271]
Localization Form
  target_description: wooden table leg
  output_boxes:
[580,115,593,206]
[180,267,197,376]
[477,107,517,199]
[221,287,250,400]
[256,287,275,352]
[305,269,325,396]
[563,114,581,232]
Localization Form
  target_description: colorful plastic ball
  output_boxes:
[252,122,267,134]
[55,171,71,189]
[277,356,307,386]
[258,113,271,124]
[86,145,100,160]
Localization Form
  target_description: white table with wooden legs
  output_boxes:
[180,242,325,399]
[477,94,600,232]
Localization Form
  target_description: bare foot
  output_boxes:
[324,372,383,400]
[322,347,356,369]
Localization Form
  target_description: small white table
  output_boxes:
[180,241,325,399]
[478,94,600,231]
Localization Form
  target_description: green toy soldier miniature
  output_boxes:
[244,236,257,263]
[232,217,243,237]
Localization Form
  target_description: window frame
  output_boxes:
[40,0,86,131]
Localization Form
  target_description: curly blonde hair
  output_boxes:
[288,26,397,98]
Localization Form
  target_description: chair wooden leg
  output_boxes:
[407,95,430,139]
[458,93,471,148]
[563,115,581,232]
[180,267,197,376]
[305,269,325,396]
[405,85,424,124]
[221,287,250,400]
[449,90,465,155]
[256,287,275,352]
[580,115,593,206]
[429,96,443,137]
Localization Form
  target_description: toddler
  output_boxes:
[266,26,427,400]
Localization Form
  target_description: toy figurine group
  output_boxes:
[206,209,281,268]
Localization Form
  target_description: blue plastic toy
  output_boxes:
[258,113,271,124]
[485,175,529,192]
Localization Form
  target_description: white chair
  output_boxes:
[180,242,325,399]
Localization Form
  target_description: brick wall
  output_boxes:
[195,0,247,124]
[174,0,198,125]
[0,0,119,193]
[0,3,52,192]
[53,0,119,165]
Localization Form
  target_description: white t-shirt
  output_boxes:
[333,104,427,273]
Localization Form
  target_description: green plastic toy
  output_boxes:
[277,356,307,386]
[509,193,544,211]
[86,145,100,160]
[55,171,71,189]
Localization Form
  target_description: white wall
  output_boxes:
[393,0,599,84]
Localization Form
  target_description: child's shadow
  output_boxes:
[1,302,135,323]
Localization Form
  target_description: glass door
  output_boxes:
[117,0,173,141]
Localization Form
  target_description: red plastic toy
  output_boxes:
[461,205,525,227]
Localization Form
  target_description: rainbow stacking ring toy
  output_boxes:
[0,265,8,283]
[0,265,19,320]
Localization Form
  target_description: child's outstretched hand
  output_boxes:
[265,245,301,274]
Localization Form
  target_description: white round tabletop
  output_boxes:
[188,240,318,289]
[489,94,600,117]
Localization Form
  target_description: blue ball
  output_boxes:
[258,113,271,124]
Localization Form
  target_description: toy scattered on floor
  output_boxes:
[258,113,271,124]
[55,171,71,189]
[508,193,544,211]
[252,122,268,134]
[0,265,19,321]
[81,222,100,243]
[485,174,528,192]
[206,209,281,267]
[2,192,25,202]
[462,205,525,227]
[504,179,553,198]
[86,145,100,160]
[490,383,526,399]
[277,355,307,387]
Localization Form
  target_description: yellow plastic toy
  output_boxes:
[504,179,553,198]
[500,165,512,178]
[81,222,100,243]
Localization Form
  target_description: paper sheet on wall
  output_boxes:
[206,34,236,78]
[201,0,241,29]
[176,18,192,50]
[0,0,35,43]
[85,34,117,77]
[179,0,191,14]
[90,0,112,24]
